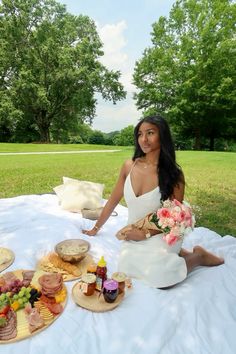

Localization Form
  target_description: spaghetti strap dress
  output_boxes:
[117,166,187,288]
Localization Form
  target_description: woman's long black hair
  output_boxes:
[133,115,184,201]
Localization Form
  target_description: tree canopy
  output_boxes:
[133,0,236,150]
[0,0,126,142]
[113,125,134,146]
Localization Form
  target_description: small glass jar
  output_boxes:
[112,272,126,294]
[103,279,118,303]
[87,263,97,275]
[80,274,96,296]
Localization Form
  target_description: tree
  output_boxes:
[114,125,134,146]
[88,130,105,145]
[0,92,22,141]
[104,130,120,145]
[67,122,93,144]
[0,0,126,142]
[133,0,236,150]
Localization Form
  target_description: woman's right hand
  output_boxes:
[82,227,99,237]
[81,163,125,238]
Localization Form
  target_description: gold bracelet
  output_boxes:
[94,225,101,231]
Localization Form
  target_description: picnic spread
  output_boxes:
[0,193,236,354]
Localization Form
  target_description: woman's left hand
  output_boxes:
[124,227,146,241]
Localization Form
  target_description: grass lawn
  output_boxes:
[177,151,236,237]
[0,143,235,237]
[0,143,123,152]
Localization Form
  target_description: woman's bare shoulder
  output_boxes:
[121,159,134,175]
[123,159,133,168]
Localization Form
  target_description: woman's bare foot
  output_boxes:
[193,246,224,266]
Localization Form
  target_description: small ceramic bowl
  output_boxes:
[55,239,90,263]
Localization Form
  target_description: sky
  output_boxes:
[57,0,176,132]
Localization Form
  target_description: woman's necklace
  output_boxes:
[143,161,158,169]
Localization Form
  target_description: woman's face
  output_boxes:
[137,122,160,154]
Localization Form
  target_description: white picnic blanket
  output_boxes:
[0,194,236,354]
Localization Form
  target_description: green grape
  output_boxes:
[18,290,24,298]
[13,294,19,301]
[18,298,23,305]
[0,294,6,301]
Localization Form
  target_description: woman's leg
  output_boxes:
[181,245,224,273]
[159,246,224,289]
[179,248,191,257]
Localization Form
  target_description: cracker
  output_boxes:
[49,253,81,277]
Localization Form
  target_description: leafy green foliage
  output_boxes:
[103,131,120,145]
[113,125,134,146]
[133,0,236,150]
[88,130,106,144]
[0,0,126,143]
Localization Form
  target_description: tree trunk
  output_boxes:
[37,110,51,143]
[209,134,215,151]
[39,129,50,143]
[193,128,201,150]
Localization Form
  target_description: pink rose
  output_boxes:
[179,210,187,222]
[163,233,179,246]
[183,210,193,226]
[157,208,171,219]
[171,210,185,223]
[173,199,182,207]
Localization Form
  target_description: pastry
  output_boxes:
[48,253,81,277]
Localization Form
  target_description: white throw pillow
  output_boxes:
[53,178,104,212]
[62,176,79,184]
[53,184,66,202]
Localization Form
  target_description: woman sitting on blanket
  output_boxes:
[82,115,224,288]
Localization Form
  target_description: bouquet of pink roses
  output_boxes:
[150,199,195,245]
[116,199,195,246]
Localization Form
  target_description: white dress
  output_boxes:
[117,171,187,288]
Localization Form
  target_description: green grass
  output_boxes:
[0,143,235,236]
[177,151,236,237]
[0,143,123,152]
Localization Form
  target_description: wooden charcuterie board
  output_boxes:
[0,270,67,344]
[72,282,124,312]
[37,253,93,281]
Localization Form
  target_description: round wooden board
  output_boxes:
[0,248,15,273]
[0,269,67,344]
[72,282,124,312]
[37,253,94,281]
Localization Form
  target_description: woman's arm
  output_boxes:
[82,160,132,236]
[172,172,185,202]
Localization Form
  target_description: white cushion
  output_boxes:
[53,184,65,202]
[62,176,79,184]
[53,178,104,212]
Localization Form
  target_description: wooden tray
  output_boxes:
[0,269,67,344]
[37,253,93,281]
[0,247,15,273]
[72,282,124,312]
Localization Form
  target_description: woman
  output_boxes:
[82,115,224,288]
